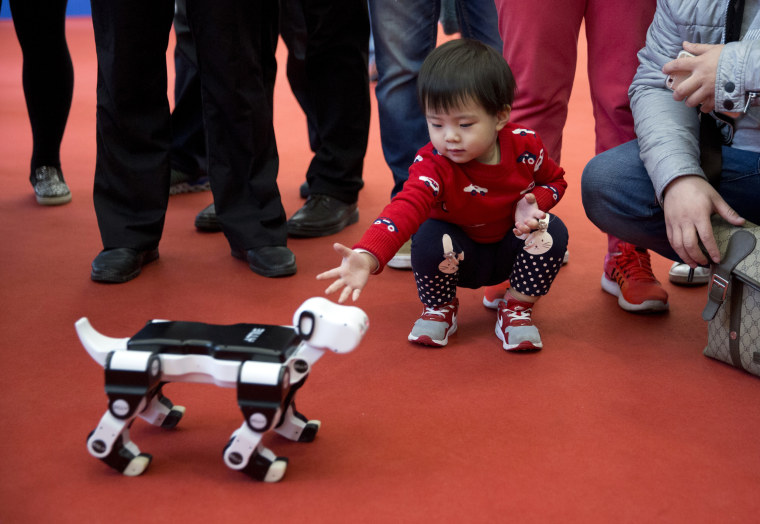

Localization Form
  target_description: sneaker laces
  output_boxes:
[501,303,533,326]
[612,244,658,283]
[420,303,454,320]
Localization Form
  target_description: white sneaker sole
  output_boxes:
[387,254,412,269]
[600,274,668,313]
[482,295,504,309]
[494,320,542,351]
[36,192,72,205]
[408,318,457,347]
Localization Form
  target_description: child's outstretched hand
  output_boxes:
[316,243,375,303]
[513,193,546,237]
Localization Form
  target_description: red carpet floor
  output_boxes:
[1,17,759,523]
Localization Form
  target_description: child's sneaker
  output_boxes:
[602,242,668,313]
[408,298,458,347]
[496,297,542,351]
[483,281,511,309]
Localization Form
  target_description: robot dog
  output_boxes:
[77,297,368,482]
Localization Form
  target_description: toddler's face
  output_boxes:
[425,98,509,165]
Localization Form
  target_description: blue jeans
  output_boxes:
[581,139,760,262]
[368,0,502,198]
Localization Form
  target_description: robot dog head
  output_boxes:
[293,297,369,354]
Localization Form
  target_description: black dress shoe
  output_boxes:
[287,194,358,238]
[91,248,159,283]
[195,203,222,232]
[231,246,296,278]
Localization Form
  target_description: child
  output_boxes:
[317,38,568,351]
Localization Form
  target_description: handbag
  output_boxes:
[702,216,760,376]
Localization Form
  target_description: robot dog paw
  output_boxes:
[298,420,321,442]
[160,406,186,429]
[123,453,152,477]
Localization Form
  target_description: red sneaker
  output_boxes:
[602,242,668,313]
[408,298,458,347]
[495,298,542,351]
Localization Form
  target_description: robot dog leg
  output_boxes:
[223,359,293,481]
[87,410,152,477]
[223,423,288,483]
[272,356,320,443]
[140,390,186,430]
[275,402,321,443]
[86,349,185,476]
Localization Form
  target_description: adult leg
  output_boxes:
[717,147,760,225]
[583,0,674,302]
[297,0,369,204]
[285,0,370,238]
[90,0,174,250]
[368,0,441,198]
[10,0,73,177]
[279,0,320,157]
[454,0,502,54]
[582,140,679,260]
[584,0,655,155]
[187,0,288,251]
[170,0,208,185]
[494,0,585,162]
[584,141,760,256]
[10,0,74,204]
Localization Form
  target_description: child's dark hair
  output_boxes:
[418,38,516,116]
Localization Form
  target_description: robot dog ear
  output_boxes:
[296,310,316,341]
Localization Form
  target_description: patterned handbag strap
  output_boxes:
[702,229,757,321]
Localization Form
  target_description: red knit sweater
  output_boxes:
[354,123,567,270]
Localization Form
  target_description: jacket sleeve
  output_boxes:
[628,0,708,203]
[715,39,760,113]
[531,147,567,213]
[352,153,440,270]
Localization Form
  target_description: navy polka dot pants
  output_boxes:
[410,216,568,307]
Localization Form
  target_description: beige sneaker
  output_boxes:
[387,239,412,269]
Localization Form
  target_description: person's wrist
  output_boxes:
[354,249,379,273]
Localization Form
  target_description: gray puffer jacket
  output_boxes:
[630,0,760,202]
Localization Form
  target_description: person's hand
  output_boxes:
[513,193,546,236]
[662,175,744,266]
[316,243,375,303]
[662,41,723,113]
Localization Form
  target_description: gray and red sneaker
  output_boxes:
[496,298,542,351]
[408,298,458,348]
